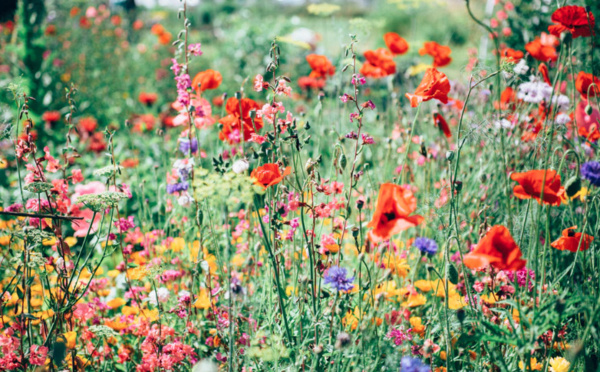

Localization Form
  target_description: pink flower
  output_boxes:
[187,43,202,56]
[254,74,264,92]
[72,169,84,184]
[115,216,135,233]
[387,327,412,346]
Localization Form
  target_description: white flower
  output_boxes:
[517,81,553,103]
[232,159,249,174]
[514,60,529,75]
[178,194,194,207]
[555,113,571,125]
[495,118,515,129]
[552,95,570,111]
[147,287,170,306]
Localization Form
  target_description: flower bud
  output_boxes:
[232,159,249,174]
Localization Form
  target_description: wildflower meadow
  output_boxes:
[1,0,600,371]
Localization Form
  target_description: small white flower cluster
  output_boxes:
[147,287,170,306]
[517,81,553,103]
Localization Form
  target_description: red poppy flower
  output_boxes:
[551,226,594,253]
[192,69,223,93]
[306,54,335,79]
[42,111,61,123]
[360,48,396,78]
[433,113,451,138]
[298,76,326,90]
[251,163,291,189]
[497,87,516,110]
[384,32,409,55]
[463,225,526,271]
[419,41,452,68]
[366,183,424,243]
[525,36,558,62]
[548,5,595,39]
[510,169,565,206]
[500,47,524,63]
[138,92,158,106]
[575,71,600,100]
[405,68,450,108]
[538,63,551,85]
[79,117,98,133]
[218,98,264,144]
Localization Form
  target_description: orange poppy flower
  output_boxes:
[497,87,516,110]
[433,113,451,138]
[360,48,396,78]
[500,48,524,63]
[306,54,336,79]
[384,32,409,55]
[538,63,551,85]
[419,41,452,68]
[192,69,223,93]
[525,36,558,62]
[575,71,600,100]
[510,169,565,206]
[551,226,594,253]
[463,225,526,271]
[218,97,264,144]
[405,68,450,108]
[548,5,595,39]
[366,183,424,243]
[251,163,291,189]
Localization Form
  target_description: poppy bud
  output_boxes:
[454,180,463,192]
[420,143,427,157]
[356,199,364,210]
[234,91,241,99]
[446,151,454,162]
[456,309,466,325]
[560,31,572,45]
[585,104,593,115]
[305,121,311,130]
[339,153,347,170]
[565,175,581,197]
[351,226,359,238]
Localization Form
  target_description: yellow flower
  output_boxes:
[231,254,245,267]
[64,237,77,247]
[414,279,456,297]
[480,293,499,305]
[307,3,340,16]
[122,306,139,316]
[170,237,186,252]
[519,358,543,371]
[193,288,211,309]
[62,331,77,349]
[127,265,148,281]
[342,307,362,331]
[382,254,410,277]
[448,294,467,310]
[402,293,427,308]
[548,357,570,372]
[409,317,426,336]
[107,297,126,309]
[407,63,433,76]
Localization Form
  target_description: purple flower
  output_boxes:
[179,138,198,155]
[581,161,600,187]
[345,131,358,139]
[361,133,375,145]
[400,356,430,372]
[167,182,189,194]
[413,237,438,255]
[324,266,354,292]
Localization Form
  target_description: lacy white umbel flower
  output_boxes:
[517,80,553,103]
[513,59,529,75]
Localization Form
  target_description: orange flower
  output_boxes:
[463,225,526,271]
[548,5,595,39]
[367,183,424,243]
[575,71,600,100]
[510,169,565,206]
[551,226,594,253]
[151,24,165,35]
[525,36,558,62]
[218,97,263,143]
[405,68,450,108]
[192,69,222,93]
[251,163,291,189]
[384,32,409,55]
[500,47,524,63]
[79,117,98,133]
[306,54,335,79]
[433,113,451,138]
[360,48,396,78]
[419,41,452,68]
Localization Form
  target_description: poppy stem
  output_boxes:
[399,104,420,185]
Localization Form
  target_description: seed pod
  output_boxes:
[446,151,454,162]
[339,153,347,170]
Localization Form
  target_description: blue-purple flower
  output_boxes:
[400,356,430,372]
[167,182,189,194]
[179,138,198,155]
[324,266,354,292]
[413,237,438,255]
[581,161,600,187]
